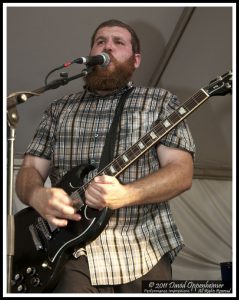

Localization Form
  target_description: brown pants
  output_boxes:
[53,253,172,293]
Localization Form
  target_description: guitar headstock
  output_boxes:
[204,71,232,97]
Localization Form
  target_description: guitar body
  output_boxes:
[11,164,112,293]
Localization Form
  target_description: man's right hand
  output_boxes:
[16,155,81,227]
[29,186,81,227]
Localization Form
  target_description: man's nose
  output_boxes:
[104,40,113,52]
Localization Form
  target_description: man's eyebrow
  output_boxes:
[95,35,127,42]
[114,36,126,41]
[95,35,106,42]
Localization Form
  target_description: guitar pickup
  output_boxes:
[36,217,52,240]
[29,224,43,251]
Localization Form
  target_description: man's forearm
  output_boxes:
[85,158,193,210]
[125,161,193,207]
[16,166,45,206]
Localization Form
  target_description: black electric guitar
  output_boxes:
[11,71,232,293]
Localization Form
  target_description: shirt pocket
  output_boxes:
[119,110,159,146]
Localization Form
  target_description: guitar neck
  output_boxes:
[97,88,209,179]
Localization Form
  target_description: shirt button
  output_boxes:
[95,134,99,138]
[90,159,96,165]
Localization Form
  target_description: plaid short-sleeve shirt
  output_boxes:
[26,84,195,285]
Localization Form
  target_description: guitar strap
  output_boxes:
[73,87,134,259]
[98,86,134,172]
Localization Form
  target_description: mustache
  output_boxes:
[100,51,123,66]
[91,53,118,73]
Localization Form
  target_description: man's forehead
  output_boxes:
[94,26,131,40]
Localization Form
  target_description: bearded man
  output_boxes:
[15,19,195,293]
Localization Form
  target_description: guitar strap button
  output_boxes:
[72,247,87,258]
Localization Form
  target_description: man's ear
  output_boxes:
[134,53,141,69]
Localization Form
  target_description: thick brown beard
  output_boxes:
[84,55,135,92]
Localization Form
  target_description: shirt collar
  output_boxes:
[84,81,134,97]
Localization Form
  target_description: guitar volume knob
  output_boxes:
[16,284,27,292]
[14,273,24,282]
[30,276,41,287]
[26,267,36,276]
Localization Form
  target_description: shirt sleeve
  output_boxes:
[157,92,196,158]
[25,101,59,160]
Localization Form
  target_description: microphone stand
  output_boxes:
[6,68,89,293]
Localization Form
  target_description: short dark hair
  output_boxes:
[90,19,141,54]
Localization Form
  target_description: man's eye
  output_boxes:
[96,40,104,45]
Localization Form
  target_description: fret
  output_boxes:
[131,143,142,157]
[112,159,122,172]
[150,131,157,140]
[185,91,207,111]
[122,154,129,162]
[118,148,138,168]
[101,160,121,176]
[154,122,167,136]
[101,166,112,176]
[163,119,171,128]
[99,170,106,175]
[195,90,208,103]
[141,132,155,147]
[137,141,145,150]
[109,165,117,174]
[115,155,128,168]
[178,106,187,115]
[125,147,138,161]
[115,144,148,174]
[169,110,183,123]
[186,101,195,111]
[141,127,162,148]
[104,153,129,176]
[185,98,198,110]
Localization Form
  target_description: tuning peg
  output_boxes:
[225,83,232,88]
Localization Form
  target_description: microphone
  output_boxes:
[44,53,110,86]
[72,52,110,67]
